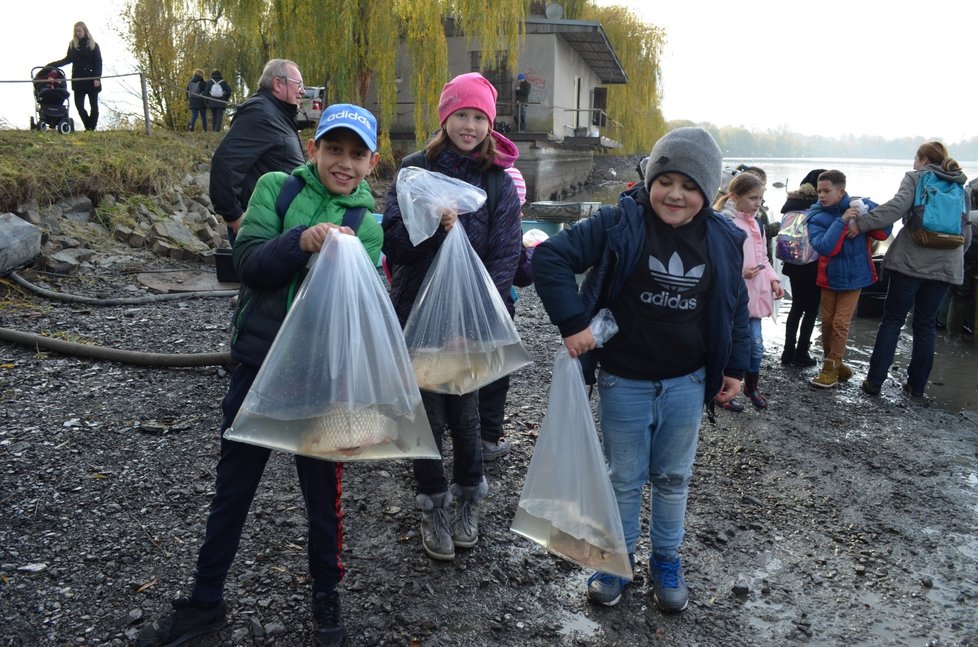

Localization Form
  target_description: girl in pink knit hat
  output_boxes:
[382,72,524,561]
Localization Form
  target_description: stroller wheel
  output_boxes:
[58,120,72,134]
[38,121,49,132]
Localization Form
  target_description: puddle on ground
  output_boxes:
[556,609,600,638]
[762,307,978,414]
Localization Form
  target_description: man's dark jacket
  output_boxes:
[209,89,305,223]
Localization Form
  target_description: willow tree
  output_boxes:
[124,0,525,158]
[580,3,667,154]
[262,0,526,155]
[122,0,187,130]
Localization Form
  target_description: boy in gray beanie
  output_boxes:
[644,126,723,203]
[531,126,750,612]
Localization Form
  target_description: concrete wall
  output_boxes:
[521,145,594,200]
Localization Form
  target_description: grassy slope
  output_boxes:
[0,127,414,216]
[0,130,222,213]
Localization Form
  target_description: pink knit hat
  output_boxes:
[437,73,497,125]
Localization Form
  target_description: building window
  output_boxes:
[469,51,512,116]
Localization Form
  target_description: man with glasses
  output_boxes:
[209,58,306,245]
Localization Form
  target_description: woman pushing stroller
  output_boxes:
[48,21,102,131]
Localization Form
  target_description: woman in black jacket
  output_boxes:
[48,21,102,131]
[186,68,207,131]
[778,168,825,366]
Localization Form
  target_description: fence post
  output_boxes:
[140,73,152,135]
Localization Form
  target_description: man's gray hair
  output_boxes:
[258,59,300,90]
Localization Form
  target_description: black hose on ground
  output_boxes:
[7,271,237,305]
[0,327,233,367]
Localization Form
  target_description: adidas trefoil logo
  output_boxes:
[649,253,704,292]
[642,252,703,310]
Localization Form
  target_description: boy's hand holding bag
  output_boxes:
[225,231,440,461]
[511,309,632,580]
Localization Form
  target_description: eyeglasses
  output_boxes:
[279,76,304,90]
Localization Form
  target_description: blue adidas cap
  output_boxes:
[315,103,378,152]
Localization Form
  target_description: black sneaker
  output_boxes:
[861,379,881,396]
[902,381,925,398]
[312,591,346,647]
[137,598,227,647]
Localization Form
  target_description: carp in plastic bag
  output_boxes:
[395,167,488,246]
[225,232,440,461]
[511,309,632,580]
[404,220,532,395]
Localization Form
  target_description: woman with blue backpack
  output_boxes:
[848,142,971,398]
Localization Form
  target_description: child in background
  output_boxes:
[779,169,827,367]
[532,127,750,612]
[715,173,784,409]
[479,163,531,461]
[382,72,523,561]
[138,104,383,647]
[806,170,890,388]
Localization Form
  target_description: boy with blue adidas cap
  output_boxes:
[137,103,381,647]
[532,127,750,612]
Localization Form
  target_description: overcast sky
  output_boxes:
[4,1,976,143]
[596,0,978,142]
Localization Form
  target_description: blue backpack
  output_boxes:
[908,171,967,249]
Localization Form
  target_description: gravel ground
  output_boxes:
[2,160,977,646]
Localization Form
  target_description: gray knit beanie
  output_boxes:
[644,127,723,204]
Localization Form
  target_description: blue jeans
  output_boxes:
[866,270,950,393]
[748,317,764,374]
[188,108,207,131]
[597,367,705,557]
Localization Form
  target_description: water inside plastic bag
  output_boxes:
[411,342,531,395]
[227,401,438,461]
[512,501,633,580]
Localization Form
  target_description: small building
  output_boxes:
[375,5,627,202]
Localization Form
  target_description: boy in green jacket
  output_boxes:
[138,104,381,647]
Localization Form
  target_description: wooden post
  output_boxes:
[140,73,152,135]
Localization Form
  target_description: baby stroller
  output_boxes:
[30,66,74,134]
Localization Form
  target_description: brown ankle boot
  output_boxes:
[810,360,839,389]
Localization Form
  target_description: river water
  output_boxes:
[564,157,978,414]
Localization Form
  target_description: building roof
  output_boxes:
[524,17,627,84]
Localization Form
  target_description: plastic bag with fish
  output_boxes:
[224,232,439,462]
[395,166,488,246]
[403,219,532,395]
[511,310,632,579]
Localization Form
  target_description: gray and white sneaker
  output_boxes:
[481,437,511,461]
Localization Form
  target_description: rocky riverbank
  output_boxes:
[1,156,977,646]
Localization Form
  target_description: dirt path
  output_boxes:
[1,212,977,646]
